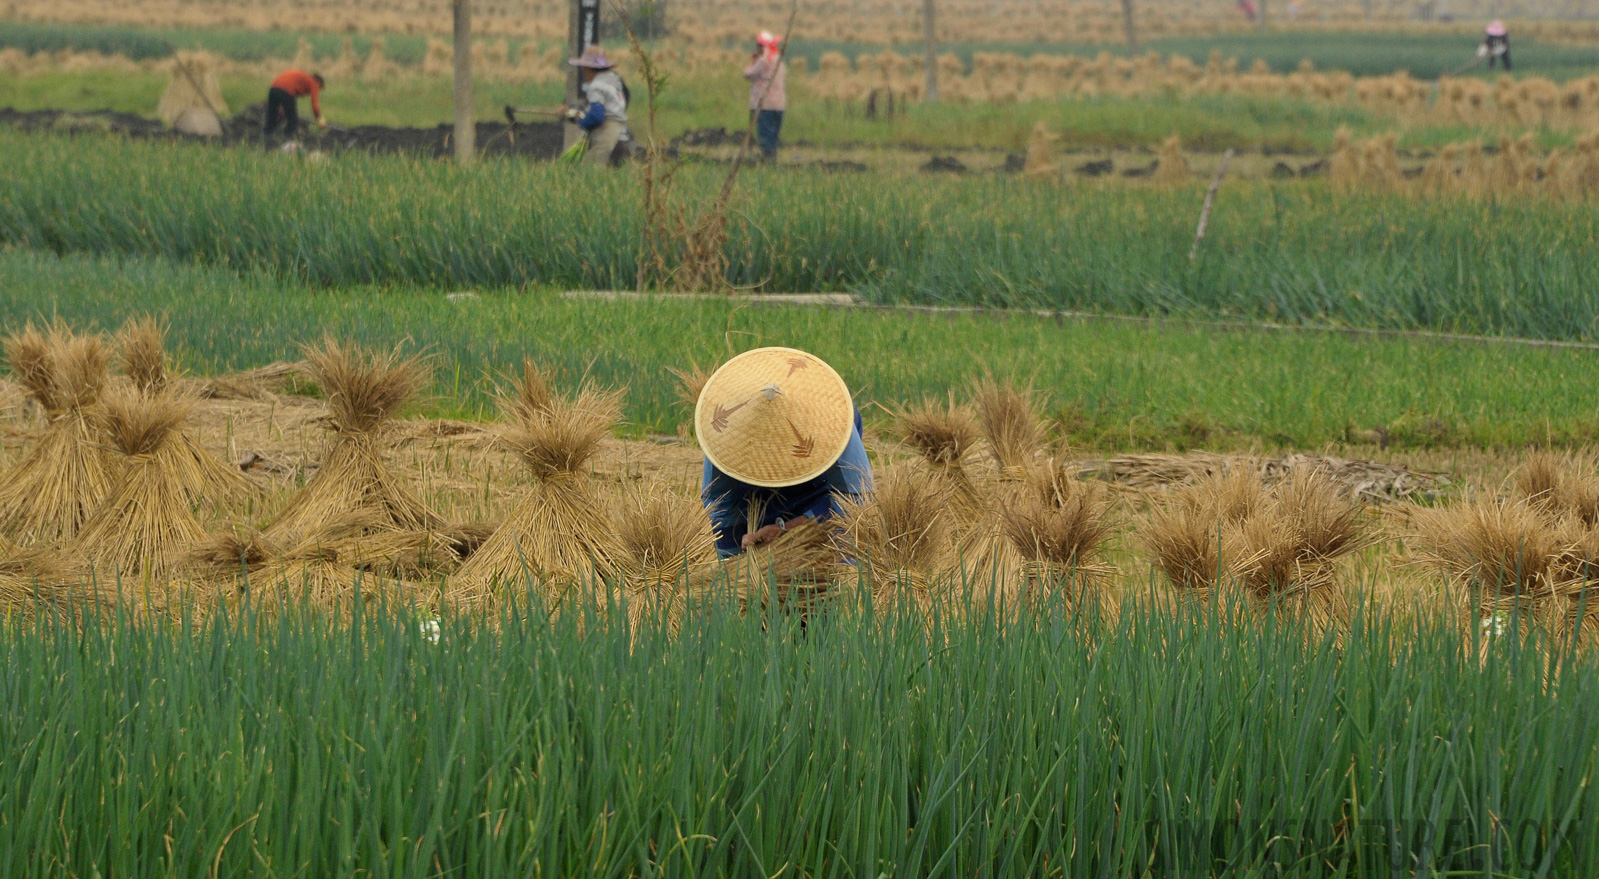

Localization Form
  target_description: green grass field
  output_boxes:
[4,247,1596,450]
[4,595,1596,877]
[6,133,1599,342]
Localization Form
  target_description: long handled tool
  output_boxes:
[504,105,568,125]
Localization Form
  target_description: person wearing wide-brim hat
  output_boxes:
[696,347,874,557]
[562,45,631,166]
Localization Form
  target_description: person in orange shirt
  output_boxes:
[264,70,326,138]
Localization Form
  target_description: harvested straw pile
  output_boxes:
[71,388,208,580]
[728,514,843,612]
[119,317,253,507]
[612,481,717,629]
[265,339,443,540]
[0,324,113,545]
[0,544,73,622]
[1413,453,1599,645]
[1142,468,1369,624]
[1152,134,1190,185]
[190,517,415,614]
[972,376,1047,480]
[455,361,624,605]
[157,52,228,129]
[894,397,985,522]
[998,459,1114,604]
[840,465,954,610]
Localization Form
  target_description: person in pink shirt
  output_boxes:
[743,31,788,160]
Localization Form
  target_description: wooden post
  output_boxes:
[923,0,938,103]
[1120,0,1138,57]
[1189,149,1233,261]
[453,0,475,163]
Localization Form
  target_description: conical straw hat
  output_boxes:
[695,347,854,488]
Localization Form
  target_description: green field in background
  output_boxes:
[2,247,1594,450]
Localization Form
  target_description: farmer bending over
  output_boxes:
[697,347,874,557]
[562,46,630,167]
[743,31,788,160]
[264,69,326,138]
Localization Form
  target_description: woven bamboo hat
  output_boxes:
[695,347,855,488]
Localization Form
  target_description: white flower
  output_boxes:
[420,619,441,644]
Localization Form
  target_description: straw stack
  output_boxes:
[264,338,443,540]
[157,51,228,130]
[840,464,955,612]
[0,324,114,545]
[998,459,1114,606]
[455,361,625,606]
[612,481,718,630]
[118,317,253,507]
[70,387,208,581]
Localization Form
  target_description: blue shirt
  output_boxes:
[702,408,874,557]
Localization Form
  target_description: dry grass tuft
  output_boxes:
[999,460,1114,601]
[300,336,432,435]
[119,316,169,394]
[1142,502,1228,595]
[454,361,626,602]
[841,465,954,606]
[71,388,207,579]
[972,376,1047,478]
[0,324,114,544]
[728,516,843,611]
[668,359,712,413]
[612,482,717,628]
[266,340,443,539]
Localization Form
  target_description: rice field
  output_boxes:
[5,594,1598,877]
[6,133,1599,342]
[4,247,1599,450]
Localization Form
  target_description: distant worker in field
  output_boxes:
[1483,20,1511,70]
[743,31,788,161]
[562,46,630,167]
[696,347,874,557]
[263,69,326,139]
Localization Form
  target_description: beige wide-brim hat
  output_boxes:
[695,347,855,488]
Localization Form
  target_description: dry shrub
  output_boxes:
[455,361,625,604]
[667,359,712,412]
[612,481,717,629]
[0,324,113,544]
[266,338,442,539]
[1022,121,1059,180]
[972,376,1047,479]
[71,388,207,579]
[999,459,1114,603]
[840,465,954,609]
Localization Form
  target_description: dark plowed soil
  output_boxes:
[0,106,565,160]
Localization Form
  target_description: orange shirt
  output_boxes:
[270,70,322,118]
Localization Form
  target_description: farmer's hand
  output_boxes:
[742,523,783,549]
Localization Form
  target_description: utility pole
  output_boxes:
[923,0,938,102]
[1258,0,1269,30]
[453,0,475,163]
[1120,0,1138,56]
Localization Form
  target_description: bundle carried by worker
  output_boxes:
[157,51,228,136]
[70,387,209,584]
[454,360,625,608]
[118,317,254,508]
[0,323,114,545]
[611,480,718,630]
